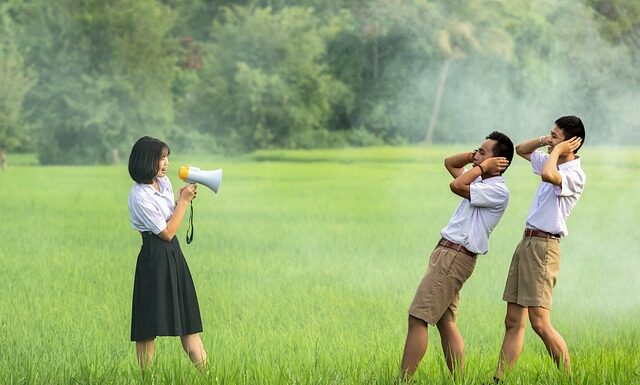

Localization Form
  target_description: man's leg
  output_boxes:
[400,315,429,378]
[436,318,464,374]
[495,302,528,380]
[528,306,571,373]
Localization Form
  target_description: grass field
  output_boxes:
[0,146,639,385]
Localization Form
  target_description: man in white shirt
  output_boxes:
[401,131,514,379]
[492,116,586,382]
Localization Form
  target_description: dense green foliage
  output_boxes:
[11,0,176,164]
[1,0,640,163]
[1,146,639,384]
[0,4,35,153]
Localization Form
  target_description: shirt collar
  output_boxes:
[480,175,505,184]
[139,177,168,195]
[559,156,581,170]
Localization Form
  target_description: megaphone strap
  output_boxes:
[186,202,194,244]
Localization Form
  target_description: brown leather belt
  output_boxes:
[437,238,477,258]
[524,228,560,239]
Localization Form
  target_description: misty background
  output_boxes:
[0,0,639,165]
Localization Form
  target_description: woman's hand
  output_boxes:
[178,184,198,204]
[159,184,197,241]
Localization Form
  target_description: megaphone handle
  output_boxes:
[186,201,194,244]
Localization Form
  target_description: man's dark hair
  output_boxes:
[555,115,585,153]
[486,131,514,173]
[128,136,170,184]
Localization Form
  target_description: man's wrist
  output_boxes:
[467,151,475,163]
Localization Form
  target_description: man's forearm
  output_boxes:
[444,151,475,178]
[453,165,482,186]
[445,152,474,168]
[516,137,545,156]
[449,165,483,199]
[541,150,562,185]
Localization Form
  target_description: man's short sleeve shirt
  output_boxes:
[525,151,586,237]
[440,173,509,255]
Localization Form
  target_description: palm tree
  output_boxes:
[425,1,514,144]
[425,23,478,144]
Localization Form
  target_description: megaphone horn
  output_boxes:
[178,165,222,193]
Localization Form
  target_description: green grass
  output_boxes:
[0,146,639,384]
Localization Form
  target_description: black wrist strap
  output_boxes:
[186,202,194,244]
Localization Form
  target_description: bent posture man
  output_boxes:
[493,116,586,382]
[401,131,514,379]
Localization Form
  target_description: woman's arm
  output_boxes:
[157,184,197,241]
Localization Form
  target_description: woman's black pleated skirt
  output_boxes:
[131,232,203,341]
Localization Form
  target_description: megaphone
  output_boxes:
[178,165,222,193]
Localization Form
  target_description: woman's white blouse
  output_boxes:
[128,176,175,234]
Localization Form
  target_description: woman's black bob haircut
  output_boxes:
[128,136,170,184]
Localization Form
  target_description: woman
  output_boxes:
[127,136,207,369]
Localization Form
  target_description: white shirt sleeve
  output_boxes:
[130,194,168,234]
[554,168,586,197]
[470,182,508,209]
[531,151,547,175]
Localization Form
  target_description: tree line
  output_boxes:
[1,0,639,164]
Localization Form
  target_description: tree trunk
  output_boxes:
[0,149,6,171]
[372,39,379,80]
[425,58,452,144]
[110,148,120,164]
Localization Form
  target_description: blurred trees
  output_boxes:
[424,0,514,143]
[14,0,174,164]
[1,0,640,164]
[0,2,35,158]
[177,6,351,151]
[588,0,640,57]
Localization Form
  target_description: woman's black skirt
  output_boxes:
[131,232,203,341]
